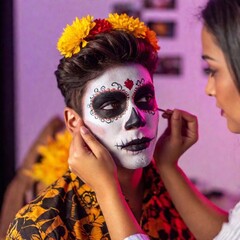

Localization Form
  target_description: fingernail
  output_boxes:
[173,111,180,120]
[80,126,89,135]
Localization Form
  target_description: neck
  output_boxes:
[117,167,144,222]
[118,166,142,184]
[117,167,143,197]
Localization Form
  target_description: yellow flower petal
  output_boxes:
[29,130,72,186]
[57,15,95,57]
[107,13,147,38]
[57,13,160,57]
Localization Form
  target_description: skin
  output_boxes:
[67,25,240,240]
[65,64,159,239]
[68,122,145,240]
[154,25,239,239]
[81,64,159,170]
[202,25,240,133]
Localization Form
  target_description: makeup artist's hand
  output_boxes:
[68,121,118,192]
[154,109,198,170]
[68,123,146,240]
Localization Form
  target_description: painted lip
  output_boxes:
[116,137,154,152]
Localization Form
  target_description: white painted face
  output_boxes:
[82,64,159,169]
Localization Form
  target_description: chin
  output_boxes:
[227,122,240,133]
[119,156,152,169]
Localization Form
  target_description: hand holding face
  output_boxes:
[154,109,198,170]
[68,120,118,193]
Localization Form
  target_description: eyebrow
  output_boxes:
[201,54,216,61]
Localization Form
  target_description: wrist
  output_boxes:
[95,178,123,200]
[157,161,179,176]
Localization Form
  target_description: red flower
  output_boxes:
[89,19,112,37]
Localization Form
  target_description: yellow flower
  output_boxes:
[57,15,96,58]
[57,13,160,57]
[107,13,147,39]
[30,130,72,186]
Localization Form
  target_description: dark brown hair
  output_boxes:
[55,30,158,115]
[201,0,240,91]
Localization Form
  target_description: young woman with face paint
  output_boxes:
[6,14,195,239]
[66,1,240,240]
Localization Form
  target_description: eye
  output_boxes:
[137,94,154,103]
[92,91,127,119]
[100,101,121,110]
[134,85,156,111]
[204,67,217,77]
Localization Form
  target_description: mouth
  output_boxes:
[116,137,154,152]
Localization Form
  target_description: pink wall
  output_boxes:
[14,0,240,198]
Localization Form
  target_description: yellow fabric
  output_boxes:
[6,162,195,240]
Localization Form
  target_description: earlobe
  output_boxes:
[64,107,81,133]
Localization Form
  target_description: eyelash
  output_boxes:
[137,94,153,102]
[204,67,217,77]
[100,101,120,110]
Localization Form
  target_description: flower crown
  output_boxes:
[57,13,160,58]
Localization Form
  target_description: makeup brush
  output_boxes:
[157,108,167,113]
[157,108,172,114]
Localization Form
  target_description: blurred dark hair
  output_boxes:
[55,30,158,115]
[201,0,240,91]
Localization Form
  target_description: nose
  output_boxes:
[125,108,146,130]
[205,76,216,97]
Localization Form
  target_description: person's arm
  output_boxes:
[68,121,149,240]
[154,109,228,240]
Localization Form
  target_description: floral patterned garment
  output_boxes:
[6,162,195,240]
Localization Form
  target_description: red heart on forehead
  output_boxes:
[124,79,134,90]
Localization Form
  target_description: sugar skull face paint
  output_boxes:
[82,64,159,169]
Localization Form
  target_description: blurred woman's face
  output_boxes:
[202,25,240,133]
[81,64,159,169]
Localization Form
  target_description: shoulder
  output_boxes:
[6,172,82,237]
[6,171,98,239]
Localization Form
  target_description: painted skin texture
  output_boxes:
[81,64,159,169]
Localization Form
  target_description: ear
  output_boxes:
[64,107,81,133]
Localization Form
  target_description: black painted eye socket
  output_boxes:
[134,84,156,111]
[92,91,128,119]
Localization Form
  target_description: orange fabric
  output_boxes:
[6,162,195,240]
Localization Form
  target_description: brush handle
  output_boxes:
[157,108,173,115]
